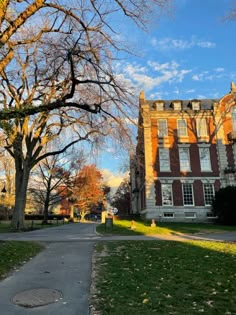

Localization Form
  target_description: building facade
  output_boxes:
[130,83,236,222]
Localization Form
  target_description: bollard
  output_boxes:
[151,219,156,228]
[130,220,136,230]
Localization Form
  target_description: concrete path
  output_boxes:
[0,223,96,315]
[0,223,236,315]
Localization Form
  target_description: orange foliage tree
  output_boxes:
[71,164,104,220]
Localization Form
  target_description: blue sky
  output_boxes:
[96,0,236,188]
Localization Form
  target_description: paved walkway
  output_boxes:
[0,223,236,315]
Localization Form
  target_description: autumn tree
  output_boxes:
[111,177,130,215]
[71,164,104,221]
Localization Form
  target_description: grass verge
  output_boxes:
[0,241,44,279]
[91,240,236,315]
[96,219,236,236]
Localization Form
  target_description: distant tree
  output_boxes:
[71,164,104,221]
[212,186,236,225]
[111,178,130,215]
[29,152,84,224]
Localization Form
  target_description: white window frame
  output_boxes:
[182,183,194,206]
[203,183,215,206]
[199,147,211,171]
[179,147,191,172]
[158,119,168,137]
[161,184,173,206]
[196,118,208,137]
[185,212,196,218]
[159,148,170,171]
[177,119,188,137]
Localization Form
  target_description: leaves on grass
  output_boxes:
[92,240,236,315]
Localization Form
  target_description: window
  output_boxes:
[177,119,188,137]
[179,147,191,171]
[182,183,194,205]
[191,101,200,111]
[207,212,216,218]
[161,184,173,206]
[154,101,164,110]
[199,147,211,171]
[203,184,214,206]
[159,148,170,171]
[196,118,208,137]
[185,212,196,218]
[158,119,168,137]
[232,107,236,133]
[163,212,174,218]
[172,101,182,110]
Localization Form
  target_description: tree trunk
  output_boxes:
[11,165,30,231]
[42,192,50,224]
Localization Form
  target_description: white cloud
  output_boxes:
[192,70,225,82]
[101,169,128,190]
[120,60,191,92]
[151,36,216,51]
[215,67,224,72]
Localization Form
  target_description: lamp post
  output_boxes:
[1,183,7,220]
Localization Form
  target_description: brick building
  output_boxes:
[130,83,236,222]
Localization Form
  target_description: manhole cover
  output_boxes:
[12,288,63,308]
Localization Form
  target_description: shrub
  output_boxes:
[212,186,236,225]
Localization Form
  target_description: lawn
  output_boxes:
[91,240,236,315]
[0,241,44,279]
[96,219,236,236]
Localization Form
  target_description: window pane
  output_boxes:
[199,148,211,171]
[196,118,207,137]
[158,119,168,137]
[204,184,214,206]
[179,147,191,171]
[177,119,187,136]
[183,183,194,205]
[162,184,173,206]
[159,148,170,171]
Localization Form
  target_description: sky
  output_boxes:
[96,0,236,190]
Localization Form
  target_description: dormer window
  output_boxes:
[153,101,164,111]
[172,100,182,110]
[191,100,200,111]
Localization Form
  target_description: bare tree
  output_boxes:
[0,0,170,229]
[1,44,109,230]
[29,151,85,224]
[0,0,170,119]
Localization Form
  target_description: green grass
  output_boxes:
[0,241,44,279]
[96,219,236,236]
[91,240,236,315]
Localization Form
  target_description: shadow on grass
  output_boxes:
[96,219,236,236]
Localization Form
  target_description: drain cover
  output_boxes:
[13,288,62,308]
